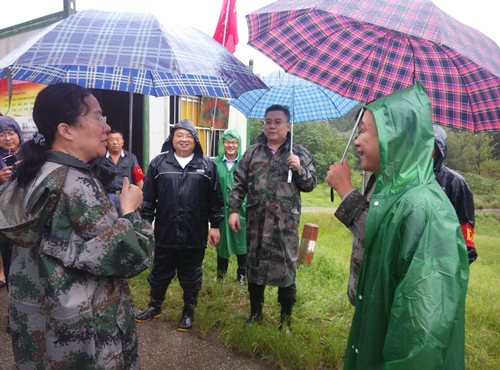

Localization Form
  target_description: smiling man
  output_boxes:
[212,130,248,285]
[228,105,317,332]
[137,119,223,332]
[94,129,144,217]
[329,83,469,370]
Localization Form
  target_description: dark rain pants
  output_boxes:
[147,247,206,293]
[248,281,297,307]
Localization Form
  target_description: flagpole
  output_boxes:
[211,0,232,155]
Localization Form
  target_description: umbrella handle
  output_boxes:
[330,108,364,203]
[288,166,293,183]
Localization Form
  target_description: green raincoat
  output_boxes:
[212,130,247,259]
[344,82,469,370]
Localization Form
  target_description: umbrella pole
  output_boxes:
[287,88,295,183]
[128,70,134,180]
[331,31,394,201]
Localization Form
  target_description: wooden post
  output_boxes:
[298,223,319,265]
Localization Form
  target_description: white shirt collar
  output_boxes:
[106,149,125,158]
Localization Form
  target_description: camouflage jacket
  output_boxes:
[334,175,375,306]
[229,133,317,287]
[0,151,154,370]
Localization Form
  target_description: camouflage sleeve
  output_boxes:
[229,149,250,213]
[140,159,157,223]
[41,173,154,279]
[292,147,318,192]
[335,188,369,239]
[207,158,224,228]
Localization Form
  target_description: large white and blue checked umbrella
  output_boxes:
[229,70,359,123]
[229,70,359,182]
[0,9,267,174]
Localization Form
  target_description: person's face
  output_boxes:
[223,138,239,158]
[432,143,440,162]
[0,130,20,153]
[106,133,124,154]
[71,95,111,162]
[354,110,381,173]
[264,110,290,145]
[172,128,196,158]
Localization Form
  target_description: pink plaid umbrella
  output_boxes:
[247,0,500,133]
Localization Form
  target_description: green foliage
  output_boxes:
[445,128,496,176]
[462,173,500,195]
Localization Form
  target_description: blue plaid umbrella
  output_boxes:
[0,9,266,98]
[229,70,358,123]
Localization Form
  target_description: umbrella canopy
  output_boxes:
[0,9,266,98]
[228,70,359,123]
[246,0,500,133]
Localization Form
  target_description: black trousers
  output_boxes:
[147,247,206,293]
[0,241,12,290]
[248,281,297,307]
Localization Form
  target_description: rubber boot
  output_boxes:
[244,289,264,326]
[177,290,199,332]
[236,254,247,286]
[135,286,166,323]
[217,256,229,282]
[279,304,293,334]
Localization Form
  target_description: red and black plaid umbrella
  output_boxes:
[247,0,500,133]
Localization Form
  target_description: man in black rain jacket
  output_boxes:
[136,119,224,331]
[433,125,477,264]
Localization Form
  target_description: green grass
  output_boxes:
[130,212,500,369]
[300,182,342,208]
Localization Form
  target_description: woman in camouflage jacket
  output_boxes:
[0,83,154,370]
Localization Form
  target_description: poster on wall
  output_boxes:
[0,80,46,142]
[200,97,229,129]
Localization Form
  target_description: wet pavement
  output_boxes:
[0,287,277,370]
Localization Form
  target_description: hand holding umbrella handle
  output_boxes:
[331,108,364,202]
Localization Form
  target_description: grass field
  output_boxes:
[130,207,500,369]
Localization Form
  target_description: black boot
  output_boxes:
[217,256,229,282]
[236,254,247,286]
[245,288,264,326]
[279,304,293,334]
[177,290,199,332]
[135,286,166,323]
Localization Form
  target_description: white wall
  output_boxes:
[228,106,248,152]
[147,96,170,162]
[0,30,39,59]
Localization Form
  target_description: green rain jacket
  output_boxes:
[344,82,469,370]
[212,130,247,258]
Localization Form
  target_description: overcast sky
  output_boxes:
[2,0,499,77]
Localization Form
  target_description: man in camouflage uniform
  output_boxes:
[229,105,317,331]
[0,151,154,369]
[327,155,375,306]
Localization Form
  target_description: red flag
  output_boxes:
[213,0,239,54]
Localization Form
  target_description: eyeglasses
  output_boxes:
[0,131,18,140]
[97,116,107,127]
[223,140,238,146]
[174,133,194,140]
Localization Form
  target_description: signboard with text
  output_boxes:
[0,80,45,142]
[200,97,229,129]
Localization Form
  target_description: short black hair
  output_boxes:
[108,129,123,137]
[265,105,290,122]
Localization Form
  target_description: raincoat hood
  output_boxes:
[0,116,24,157]
[433,124,447,170]
[160,119,203,157]
[217,129,242,160]
[365,81,435,196]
